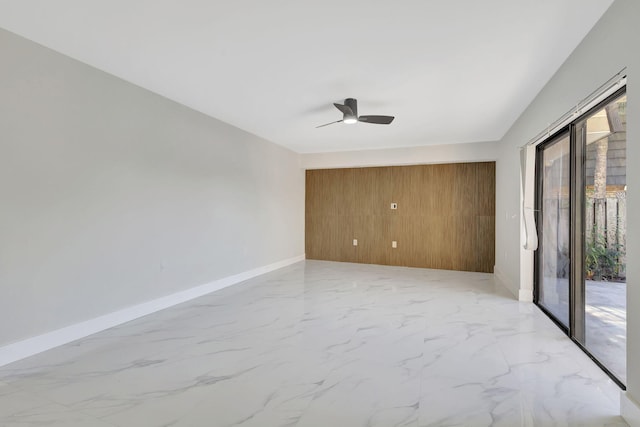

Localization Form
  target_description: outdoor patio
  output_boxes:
[586,280,626,382]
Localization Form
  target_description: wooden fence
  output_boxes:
[585,191,626,278]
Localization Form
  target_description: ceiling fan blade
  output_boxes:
[358,115,395,125]
[315,120,342,128]
[333,103,354,116]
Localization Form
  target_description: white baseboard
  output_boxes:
[493,265,533,302]
[622,392,640,427]
[518,288,533,302]
[0,254,305,368]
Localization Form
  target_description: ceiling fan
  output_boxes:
[316,98,395,128]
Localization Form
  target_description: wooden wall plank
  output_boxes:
[305,162,495,273]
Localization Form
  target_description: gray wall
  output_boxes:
[0,29,305,346]
[494,0,639,404]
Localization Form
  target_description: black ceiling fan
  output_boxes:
[316,98,395,128]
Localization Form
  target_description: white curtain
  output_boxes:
[521,144,538,250]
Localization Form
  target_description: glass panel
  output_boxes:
[538,134,571,326]
[581,94,627,383]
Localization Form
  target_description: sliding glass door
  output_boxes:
[536,132,571,328]
[578,93,627,383]
[535,89,627,387]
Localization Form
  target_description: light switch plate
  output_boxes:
[392,241,397,248]
[391,203,398,209]
[353,239,358,246]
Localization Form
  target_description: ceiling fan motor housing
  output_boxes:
[344,98,358,120]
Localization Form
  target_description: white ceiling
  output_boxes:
[0,1,614,153]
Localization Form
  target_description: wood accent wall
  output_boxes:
[305,162,495,273]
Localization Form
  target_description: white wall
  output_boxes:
[0,29,305,347]
[494,0,639,416]
[301,141,499,170]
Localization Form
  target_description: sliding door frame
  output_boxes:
[533,86,627,389]
[570,118,586,344]
[533,127,572,334]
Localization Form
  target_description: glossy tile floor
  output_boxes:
[538,277,627,382]
[0,261,627,426]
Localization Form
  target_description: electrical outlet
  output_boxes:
[353,239,358,246]
[390,203,398,210]
[392,241,397,248]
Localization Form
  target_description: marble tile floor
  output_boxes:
[538,277,627,382]
[0,261,627,426]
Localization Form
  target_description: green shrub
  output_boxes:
[585,235,624,281]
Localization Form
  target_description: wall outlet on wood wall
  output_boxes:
[392,241,397,248]
[353,239,358,246]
